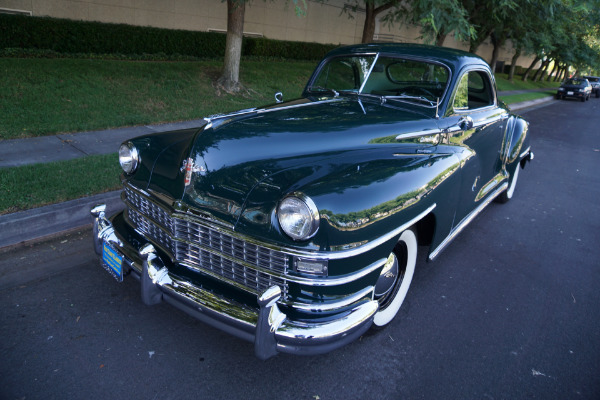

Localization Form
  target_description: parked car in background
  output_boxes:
[556,77,592,101]
[583,75,600,98]
[92,44,533,359]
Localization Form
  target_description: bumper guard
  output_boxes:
[91,205,378,359]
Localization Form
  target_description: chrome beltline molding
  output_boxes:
[395,128,442,141]
[428,182,508,261]
[204,98,342,128]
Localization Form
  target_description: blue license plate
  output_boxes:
[102,242,123,282]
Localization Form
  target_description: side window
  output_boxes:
[453,70,495,111]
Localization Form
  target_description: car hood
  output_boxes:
[128,96,440,229]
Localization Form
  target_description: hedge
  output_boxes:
[0,14,337,60]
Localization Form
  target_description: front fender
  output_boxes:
[237,149,460,259]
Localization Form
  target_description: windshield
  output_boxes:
[308,54,450,106]
[566,78,586,86]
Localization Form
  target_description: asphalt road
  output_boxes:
[1,98,599,400]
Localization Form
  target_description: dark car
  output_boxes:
[556,77,592,101]
[583,75,600,98]
[92,44,533,359]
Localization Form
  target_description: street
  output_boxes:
[1,98,599,399]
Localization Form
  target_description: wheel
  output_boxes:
[581,96,585,102]
[372,227,418,328]
[497,163,520,203]
[596,91,599,98]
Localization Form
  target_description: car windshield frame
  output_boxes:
[306,52,452,108]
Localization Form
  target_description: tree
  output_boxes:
[218,0,246,93]
[343,0,473,44]
[218,0,307,93]
[391,0,474,46]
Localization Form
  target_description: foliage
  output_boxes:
[384,0,475,45]
[0,14,335,61]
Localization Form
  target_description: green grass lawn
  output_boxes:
[0,153,121,215]
[495,73,561,92]
[0,58,316,140]
[500,91,556,105]
[0,57,560,214]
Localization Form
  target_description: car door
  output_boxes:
[439,68,509,226]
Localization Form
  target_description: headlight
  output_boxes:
[277,193,320,241]
[579,89,584,92]
[558,87,564,91]
[119,142,139,174]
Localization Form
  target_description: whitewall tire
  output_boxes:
[372,228,418,328]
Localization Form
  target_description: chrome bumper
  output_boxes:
[91,205,378,360]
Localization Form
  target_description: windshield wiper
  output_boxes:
[386,94,436,107]
[349,92,386,105]
[309,86,339,97]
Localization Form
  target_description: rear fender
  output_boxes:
[503,116,529,166]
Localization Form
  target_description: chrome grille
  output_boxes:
[123,187,289,295]
[176,242,287,293]
[128,208,175,254]
[125,186,174,233]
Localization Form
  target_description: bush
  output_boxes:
[0,14,336,61]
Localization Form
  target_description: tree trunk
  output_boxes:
[547,62,558,81]
[436,32,447,47]
[522,56,540,82]
[554,65,564,82]
[489,31,501,73]
[532,59,547,82]
[361,1,395,43]
[538,60,551,81]
[218,0,246,92]
[558,65,567,81]
[508,47,521,82]
[362,1,376,43]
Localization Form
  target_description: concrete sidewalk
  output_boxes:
[0,118,207,169]
[0,94,556,249]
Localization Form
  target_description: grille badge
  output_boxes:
[181,158,207,186]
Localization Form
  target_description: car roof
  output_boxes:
[324,43,490,74]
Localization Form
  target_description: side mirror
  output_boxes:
[275,92,283,103]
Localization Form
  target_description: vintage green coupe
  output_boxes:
[92,44,533,359]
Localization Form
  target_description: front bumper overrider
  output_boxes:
[91,205,378,360]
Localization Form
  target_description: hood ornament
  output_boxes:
[181,158,207,186]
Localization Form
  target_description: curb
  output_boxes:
[0,190,123,249]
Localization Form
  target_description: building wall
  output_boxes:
[0,0,537,69]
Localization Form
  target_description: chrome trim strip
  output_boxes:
[395,128,442,141]
[288,258,386,286]
[312,204,436,260]
[204,99,341,125]
[429,182,508,261]
[359,53,380,93]
[285,286,374,312]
